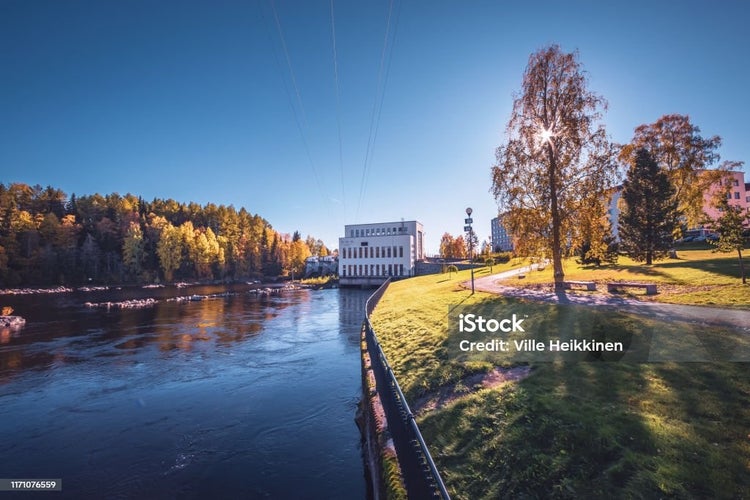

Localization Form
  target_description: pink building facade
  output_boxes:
[701,170,750,227]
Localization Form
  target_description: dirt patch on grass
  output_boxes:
[412,365,532,416]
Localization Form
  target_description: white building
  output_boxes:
[338,220,424,286]
[304,255,338,277]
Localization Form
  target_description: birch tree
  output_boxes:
[492,45,618,289]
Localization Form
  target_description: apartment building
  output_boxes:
[702,170,750,223]
[490,216,513,252]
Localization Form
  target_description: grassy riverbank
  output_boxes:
[369,270,750,498]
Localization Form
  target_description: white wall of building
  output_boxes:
[338,220,424,282]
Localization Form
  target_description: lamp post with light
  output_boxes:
[464,207,475,294]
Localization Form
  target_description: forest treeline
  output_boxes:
[0,183,329,286]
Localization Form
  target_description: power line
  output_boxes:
[355,0,402,221]
[263,0,327,204]
[270,0,308,128]
[330,0,346,222]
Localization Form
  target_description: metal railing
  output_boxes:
[364,279,451,500]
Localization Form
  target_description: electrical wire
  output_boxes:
[264,0,328,203]
[355,0,402,221]
[330,0,346,222]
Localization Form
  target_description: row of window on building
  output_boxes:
[341,245,405,260]
[350,226,406,237]
[341,264,405,277]
[726,190,750,202]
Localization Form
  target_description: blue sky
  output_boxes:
[2,0,748,254]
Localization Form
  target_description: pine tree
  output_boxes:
[619,148,679,265]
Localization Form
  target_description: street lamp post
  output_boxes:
[464,207,475,294]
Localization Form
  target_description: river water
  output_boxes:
[0,285,370,499]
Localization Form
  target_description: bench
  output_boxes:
[563,280,597,291]
[606,282,657,295]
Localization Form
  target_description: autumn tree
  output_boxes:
[157,222,183,282]
[492,45,618,289]
[575,193,617,266]
[452,235,468,259]
[439,233,455,258]
[122,222,145,280]
[620,114,726,227]
[618,148,679,265]
[0,181,293,286]
[704,182,749,284]
[289,236,311,280]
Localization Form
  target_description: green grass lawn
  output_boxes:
[370,271,750,498]
[504,246,749,308]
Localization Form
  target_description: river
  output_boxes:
[0,284,370,499]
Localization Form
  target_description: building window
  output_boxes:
[376,247,380,258]
[735,192,741,199]
[734,179,740,186]
[399,246,403,258]
[387,247,391,258]
[388,264,393,275]
[370,264,374,275]
[400,264,404,276]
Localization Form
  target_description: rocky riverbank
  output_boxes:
[0,315,25,329]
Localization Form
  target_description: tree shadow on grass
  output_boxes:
[617,265,671,280]
[422,306,750,498]
[655,257,743,281]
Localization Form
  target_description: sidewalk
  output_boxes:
[466,268,750,332]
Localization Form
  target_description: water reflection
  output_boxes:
[338,289,371,345]
[0,286,368,499]
[0,285,306,379]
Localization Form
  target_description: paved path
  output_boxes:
[466,268,750,331]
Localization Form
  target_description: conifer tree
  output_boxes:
[619,148,679,265]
